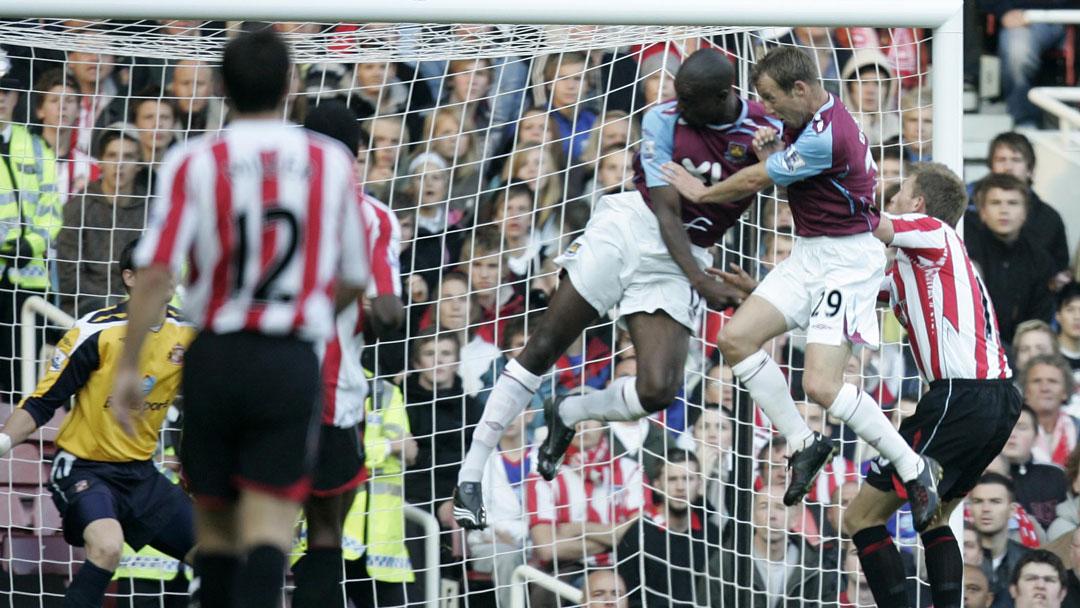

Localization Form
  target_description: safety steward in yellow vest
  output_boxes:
[0,61,62,403]
[0,240,195,608]
[293,374,417,607]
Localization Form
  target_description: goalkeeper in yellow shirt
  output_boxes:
[0,239,196,607]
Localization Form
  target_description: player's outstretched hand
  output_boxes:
[751,127,784,161]
[110,365,143,436]
[709,264,759,301]
[694,271,750,309]
[660,162,707,203]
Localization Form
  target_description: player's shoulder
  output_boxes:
[82,302,130,326]
[892,212,949,231]
[164,305,197,330]
[61,302,130,354]
[642,100,680,130]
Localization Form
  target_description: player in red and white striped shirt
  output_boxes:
[293,101,405,607]
[112,31,371,608]
[842,163,1023,608]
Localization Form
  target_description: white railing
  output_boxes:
[510,564,584,608]
[1029,87,1080,139]
[19,296,74,400]
[403,504,441,608]
[1023,9,1080,24]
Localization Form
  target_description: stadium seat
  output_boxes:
[0,444,47,488]
[2,533,42,576]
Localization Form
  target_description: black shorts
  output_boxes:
[181,331,322,507]
[311,424,366,498]
[866,378,1022,502]
[49,453,194,556]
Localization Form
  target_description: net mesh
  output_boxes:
[0,19,936,607]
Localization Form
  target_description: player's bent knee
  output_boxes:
[802,374,842,407]
[717,324,758,364]
[84,523,125,570]
[635,376,679,413]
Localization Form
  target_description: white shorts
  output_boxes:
[753,231,886,349]
[554,191,711,333]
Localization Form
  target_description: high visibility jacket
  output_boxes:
[293,375,414,583]
[0,125,60,290]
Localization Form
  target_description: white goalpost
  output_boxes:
[0,2,962,607]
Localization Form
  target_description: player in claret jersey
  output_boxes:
[662,46,941,530]
[841,164,1022,608]
[453,48,782,528]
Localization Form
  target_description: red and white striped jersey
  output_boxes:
[319,195,402,428]
[883,213,1010,382]
[525,455,646,567]
[135,119,370,342]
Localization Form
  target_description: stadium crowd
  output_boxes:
[0,7,1076,608]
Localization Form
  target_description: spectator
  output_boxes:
[990,2,1069,127]
[402,329,482,524]
[1058,283,1080,380]
[441,58,493,135]
[1010,550,1068,608]
[1015,320,1062,376]
[760,231,795,276]
[965,173,1055,346]
[638,50,678,108]
[616,449,718,608]
[584,569,630,608]
[421,272,502,401]
[0,68,61,401]
[1048,444,1080,542]
[421,107,483,222]
[702,483,836,608]
[468,407,535,608]
[971,473,1033,608]
[345,58,432,143]
[56,128,146,319]
[481,184,542,281]
[67,46,124,154]
[896,87,932,162]
[128,87,178,191]
[526,418,645,571]
[840,48,900,145]
[168,60,222,136]
[1003,406,1068,530]
[456,225,526,347]
[587,145,635,207]
[498,145,565,231]
[969,132,1069,276]
[581,109,639,166]
[365,115,408,196]
[1065,527,1080,607]
[838,540,876,608]
[31,68,89,203]
[542,52,598,164]
[400,152,457,289]
[871,145,906,207]
[1024,354,1079,467]
[966,563,996,608]
[683,400,733,518]
[485,105,564,179]
[821,480,861,540]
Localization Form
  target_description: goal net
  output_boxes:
[0,17,943,607]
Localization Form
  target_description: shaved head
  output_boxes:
[676,49,734,101]
[674,49,738,127]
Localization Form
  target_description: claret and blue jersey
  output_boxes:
[765,93,880,238]
[632,98,783,248]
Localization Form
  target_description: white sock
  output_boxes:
[828,383,922,481]
[559,376,647,426]
[731,350,814,451]
[458,359,542,484]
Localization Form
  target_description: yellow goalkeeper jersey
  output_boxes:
[19,302,195,462]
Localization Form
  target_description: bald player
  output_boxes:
[453,48,781,528]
